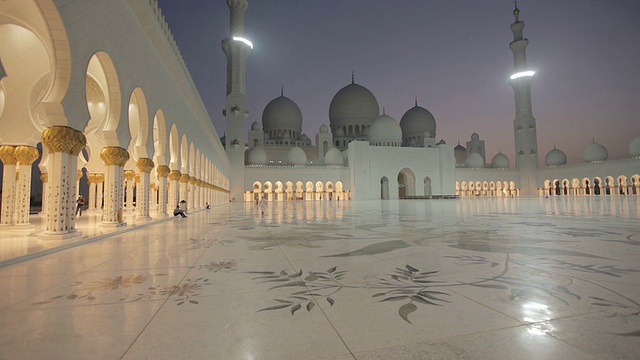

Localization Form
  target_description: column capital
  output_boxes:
[156,165,171,177]
[169,170,182,181]
[76,169,83,181]
[0,145,17,165]
[135,174,141,183]
[188,177,198,185]
[136,158,154,173]
[40,173,49,183]
[179,174,191,183]
[100,146,129,166]
[42,126,86,155]
[150,182,157,190]
[15,146,40,165]
[124,170,136,181]
[95,173,105,183]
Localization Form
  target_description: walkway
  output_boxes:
[0,197,639,359]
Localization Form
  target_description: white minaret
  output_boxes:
[222,0,252,201]
[509,2,538,195]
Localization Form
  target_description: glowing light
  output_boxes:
[510,70,535,80]
[233,36,253,49]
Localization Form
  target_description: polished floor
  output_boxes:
[0,197,639,359]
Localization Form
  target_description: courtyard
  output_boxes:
[0,197,638,359]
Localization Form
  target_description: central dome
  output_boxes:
[329,81,379,134]
[545,147,567,166]
[583,141,608,163]
[262,95,302,136]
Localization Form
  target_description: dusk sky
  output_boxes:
[156,0,640,166]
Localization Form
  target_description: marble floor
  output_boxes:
[0,196,639,359]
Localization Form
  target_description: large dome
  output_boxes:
[246,146,268,165]
[491,152,510,169]
[465,152,484,168]
[629,136,640,157]
[262,95,302,135]
[545,147,567,167]
[583,141,608,162]
[400,104,436,140]
[329,81,379,133]
[287,146,307,165]
[324,148,343,165]
[369,114,402,146]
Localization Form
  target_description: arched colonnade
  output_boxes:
[247,181,349,202]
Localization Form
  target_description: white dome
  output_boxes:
[471,132,480,141]
[629,136,640,157]
[246,146,268,165]
[491,152,510,168]
[329,81,379,133]
[287,146,307,165]
[299,133,310,142]
[369,114,402,146]
[545,147,567,167]
[319,124,329,133]
[465,152,484,168]
[400,105,436,139]
[583,141,608,162]
[251,121,261,130]
[262,95,302,135]
[324,148,343,165]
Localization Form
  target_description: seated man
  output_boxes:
[173,205,187,218]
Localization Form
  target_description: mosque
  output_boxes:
[0,0,638,239]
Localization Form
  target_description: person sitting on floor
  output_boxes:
[173,205,187,218]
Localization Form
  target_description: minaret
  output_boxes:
[222,0,252,201]
[509,2,538,195]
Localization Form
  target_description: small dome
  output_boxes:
[400,105,436,139]
[437,139,446,145]
[629,136,640,157]
[465,152,484,168]
[299,133,310,142]
[369,114,402,146]
[335,127,345,136]
[319,124,329,133]
[262,95,303,135]
[491,152,510,169]
[246,146,268,165]
[454,143,466,152]
[471,132,480,141]
[251,121,261,130]
[324,148,343,165]
[329,82,379,133]
[287,146,307,165]
[545,147,567,167]
[583,141,608,162]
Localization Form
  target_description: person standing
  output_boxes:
[75,195,85,216]
[259,195,267,217]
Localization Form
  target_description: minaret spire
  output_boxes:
[509,3,538,195]
[281,85,284,97]
[415,96,418,107]
[222,0,252,201]
[351,70,355,84]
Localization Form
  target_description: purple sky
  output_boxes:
[157,0,640,165]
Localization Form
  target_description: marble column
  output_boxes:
[150,183,158,212]
[0,145,17,226]
[124,170,135,212]
[156,165,170,216]
[40,173,49,215]
[40,126,86,239]
[179,174,190,210]
[95,174,105,210]
[15,146,40,226]
[168,170,181,211]
[87,174,96,211]
[188,177,197,212]
[198,180,205,209]
[136,158,154,220]
[99,146,129,227]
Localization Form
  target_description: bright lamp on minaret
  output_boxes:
[232,36,253,49]
[510,70,535,80]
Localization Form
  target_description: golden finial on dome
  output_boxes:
[513,1,520,21]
